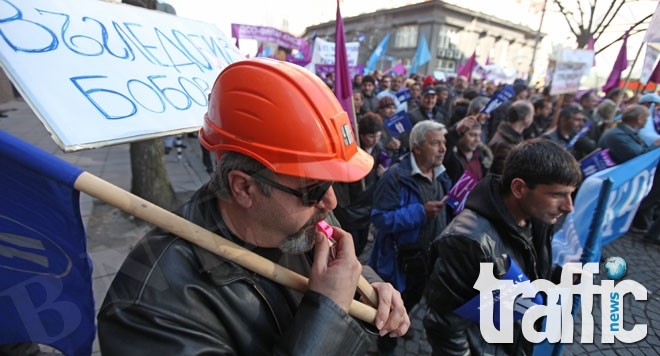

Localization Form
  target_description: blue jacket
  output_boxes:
[368,155,452,292]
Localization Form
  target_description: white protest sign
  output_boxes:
[0,0,243,151]
[561,49,594,76]
[307,37,359,66]
[550,62,586,95]
[641,44,660,85]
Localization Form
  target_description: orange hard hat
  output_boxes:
[200,58,373,183]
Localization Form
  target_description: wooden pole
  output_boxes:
[619,43,645,106]
[74,171,379,323]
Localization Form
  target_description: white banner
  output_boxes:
[561,49,594,76]
[550,62,586,95]
[0,0,243,151]
[644,2,660,44]
[306,37,359,67]
[641,44,660,85]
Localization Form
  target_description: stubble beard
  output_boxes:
[279,210,328,254]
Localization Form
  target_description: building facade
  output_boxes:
[303,0,542,79]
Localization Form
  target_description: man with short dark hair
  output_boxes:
[424,138,582,356]
[361,75,379,113]
[542,106,596,160]
[488,100,534,174]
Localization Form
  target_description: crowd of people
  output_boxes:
[334,68,660,355]
[89,58,659,356]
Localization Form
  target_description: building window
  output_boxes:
[436,59,456,74]
[394,25,418,48]
[437,25,459,50]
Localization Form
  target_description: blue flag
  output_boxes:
[0,130,94,356]
[409,33,431,75]
[366,33,390,73]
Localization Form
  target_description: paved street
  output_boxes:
[1,98,658,355]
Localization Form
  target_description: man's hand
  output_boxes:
[369,282,411,337]
[386,138,401,150]
[308,227,362,312]
[424,197,447,220]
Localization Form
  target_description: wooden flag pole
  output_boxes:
[73,171,379,323]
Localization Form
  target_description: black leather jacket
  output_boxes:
[423,175,556,356]
[98,185,373,355]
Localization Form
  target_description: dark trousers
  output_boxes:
[632,164,660,231]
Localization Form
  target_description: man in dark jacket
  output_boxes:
[97,59,410,355]
[424,139,582,356]
[369,120,452,355]
[488,100,534,175]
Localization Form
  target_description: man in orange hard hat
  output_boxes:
[98,58,410,355]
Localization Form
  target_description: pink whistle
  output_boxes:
[317,221,337,261]
[316,220,334,240]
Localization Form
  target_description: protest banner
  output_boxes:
[231,23,307,51]
[552,148,660,266]
[305,37,359,75]
[0,0,243,151]
[549,62,586,95]
[561,49,595,76]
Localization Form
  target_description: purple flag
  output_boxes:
[650,58,660,84]
[602,32,629,94]
[457,51,477,82]
[334,0,354,125]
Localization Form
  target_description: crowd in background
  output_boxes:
[327,68,660,355]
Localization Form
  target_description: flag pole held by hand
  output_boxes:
[73,171,379,324]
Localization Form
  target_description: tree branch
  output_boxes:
[554,0,581,38]
[593,0,624,38]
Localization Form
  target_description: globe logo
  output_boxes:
[603,256,627,280]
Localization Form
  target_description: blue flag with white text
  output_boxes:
[0,130,94,356]
[551,148,660,267]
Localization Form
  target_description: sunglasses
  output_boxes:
[248,172,333,207]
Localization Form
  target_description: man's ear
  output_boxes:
[510,178,528,199]
[227,170,254,208]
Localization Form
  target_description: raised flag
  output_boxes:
[457,50,477,82]
[641,45,660,85]
[0,131,94,356]
[366,33,391,74]
[602,32,629,94]
[334,0,354,125]
[644,2,660,45]
[410,33,431,75]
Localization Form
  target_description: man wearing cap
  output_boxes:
[97,58,410,355]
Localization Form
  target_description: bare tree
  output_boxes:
[122,0,177,210]
[553,0,653,49]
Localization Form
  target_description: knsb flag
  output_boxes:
[366,33,391,73]
[0,130,94,356]
[334,0,354,124]
[409,33,431,75]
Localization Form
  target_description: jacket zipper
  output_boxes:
[248,279,283,335]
